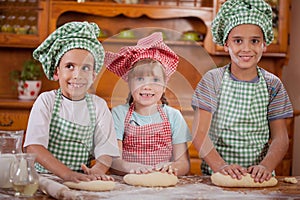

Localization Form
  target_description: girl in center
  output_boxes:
[104,32,192,176]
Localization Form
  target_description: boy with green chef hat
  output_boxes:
[23,21,120,182]
[191,0,293,183]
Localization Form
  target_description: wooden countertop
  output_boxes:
[1,175,299,199]
[0,98,34,109]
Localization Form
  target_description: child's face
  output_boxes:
[128,61,166,108]
[224,24,267,71]
[55,49,96,100]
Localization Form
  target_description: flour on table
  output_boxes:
[123,172,178,187]
[63,180,115,191]
[211,172,278,187]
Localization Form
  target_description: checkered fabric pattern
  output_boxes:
[35,89,96,173]
[122,104,173,166]
[33,21,105,80]
[104,32,179,81]
[201,67,270,175]
[212,0,274,46]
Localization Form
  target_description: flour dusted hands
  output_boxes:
[129,162,178,175]
[128,163,154,174]
[154,162,178,175]
[60,169,99,183]
[60,164,113,183]
[217,164,272,183]
[217,164,247,180]
[247,164,272,183]
[81,164,114,181]
[81,155,114,181]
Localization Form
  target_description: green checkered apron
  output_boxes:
[202,67,270,175]
[35,89,96,173]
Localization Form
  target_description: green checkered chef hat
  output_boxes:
[211,0,274,46]
[33,21,105,80]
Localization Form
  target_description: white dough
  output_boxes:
[63,180,115,191]
[123,172,178,187]
[283,177,298,184]
[211,172,278,187]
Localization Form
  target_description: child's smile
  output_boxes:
[140,92,155,97]
[239,55,254,62]
[68,82,86,88]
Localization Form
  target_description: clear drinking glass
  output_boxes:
[10,153,39,197]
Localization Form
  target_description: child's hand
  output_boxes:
[61,170,99,183]
[217,164,247,180]
[92,174,114,181]
[128,163,153,174]
[81,164,114,181]
[154,162,178,175]
[247,165,272,183]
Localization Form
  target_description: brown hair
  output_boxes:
[128,59,166,81]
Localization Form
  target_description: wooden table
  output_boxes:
[1,175,300,199]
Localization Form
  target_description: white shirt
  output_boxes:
[24,90,120,159]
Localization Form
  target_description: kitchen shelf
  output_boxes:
[0,0,48,48]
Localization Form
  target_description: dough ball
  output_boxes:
[283,177,298,184]
[123,172,178,187]
[211,172,278,187]
[63,180,115,191]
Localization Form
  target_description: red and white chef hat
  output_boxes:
[104,32,179,82]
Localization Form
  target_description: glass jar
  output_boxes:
[0,130,24,189]
[0,130,24,154]
[10,153,39,197]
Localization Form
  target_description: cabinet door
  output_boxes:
[213,0,290,56]
[265,0,290,54]
[0,109,30,131]
[0,0,48,48]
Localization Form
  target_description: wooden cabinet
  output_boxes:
[264,0,290,54]
[0,0,49,48]
[0,0,290,53]
[0,99,33,131]
[49,0,213,51]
